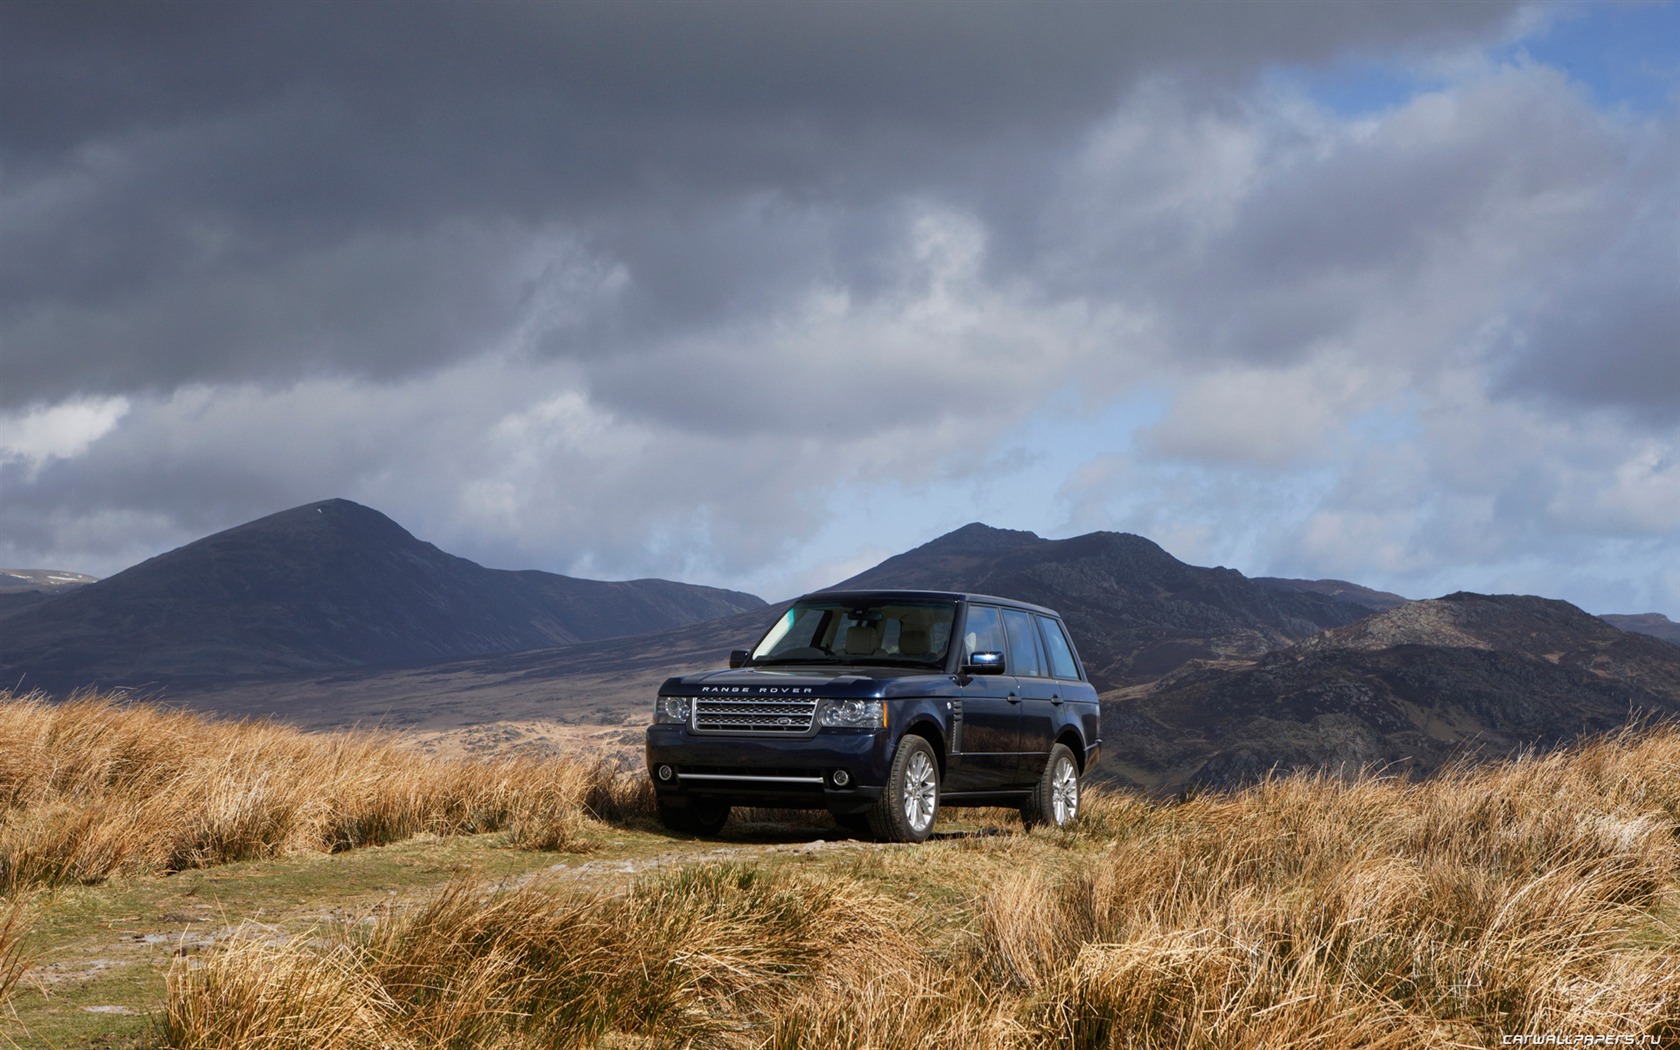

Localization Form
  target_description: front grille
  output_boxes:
[692,697,818,734]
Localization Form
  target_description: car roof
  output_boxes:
[800,588,1062,618]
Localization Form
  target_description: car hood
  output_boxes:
[660,665,955,699]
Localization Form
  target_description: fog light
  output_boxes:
[832,769,851,787]
[657,764,675,781]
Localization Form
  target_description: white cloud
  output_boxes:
[0,396,129,475]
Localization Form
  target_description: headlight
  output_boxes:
[818,699,884,729]
[654,695,690,724]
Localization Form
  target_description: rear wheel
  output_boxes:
[657,798,731,837]
[1021,744,1081,830]
[868,735,940,843]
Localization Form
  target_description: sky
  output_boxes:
[1,1,1677,615]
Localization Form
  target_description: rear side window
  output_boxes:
[1001,608,1046,678]
[1035,614,1082,680]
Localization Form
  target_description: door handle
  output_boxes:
[1051,695,1064,705]
[1007,693,1021,704]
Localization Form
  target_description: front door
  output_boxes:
[948,603,1021,793]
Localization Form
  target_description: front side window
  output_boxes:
[751,599,956,667]
[961,604,1006,663]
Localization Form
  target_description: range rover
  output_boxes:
[644,590,1101,842]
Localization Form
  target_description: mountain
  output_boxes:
[832,524,1374,686]
[0,499,763,692]
[173,523,1378,733]
[1113,593,1680,793]
[1603,613,1680,646]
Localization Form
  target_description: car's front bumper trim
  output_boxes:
[677,772,827,785]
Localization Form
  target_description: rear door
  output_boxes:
[1037,612,1099,756]
[1003,607,1057,782]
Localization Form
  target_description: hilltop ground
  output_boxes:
[2,692,1678,1048]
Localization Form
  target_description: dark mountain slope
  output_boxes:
[834,524,1373,686]
[1116,593,1680,792]
[0,499,763,691]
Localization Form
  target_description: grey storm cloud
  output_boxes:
[5,0,1678,618]
[1,0,1525,411]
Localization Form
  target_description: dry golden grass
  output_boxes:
[157,723,1680,1049]
[978,730,1680,1047]
[8,690,1680,1046]
[0,690,653,892]
[163,863,919,1049]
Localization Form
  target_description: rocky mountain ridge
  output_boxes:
[1120,592,1680,792]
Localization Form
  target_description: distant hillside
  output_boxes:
[1603,612,1680,646]
[0,569,98,594]
[833,523,1374,686]
[1113,593,1680,793]
[1252,576,1410,613]
[0,569,97,620]
[0,499,763,692]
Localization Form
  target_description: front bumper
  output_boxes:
[645,724,892,813]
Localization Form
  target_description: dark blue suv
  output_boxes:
[645,590,1101,842]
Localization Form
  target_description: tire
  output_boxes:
[868,735,940,843]
[657,798,731,837]
[1021,744,1081,830]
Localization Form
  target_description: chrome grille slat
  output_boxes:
[692,697,818,734]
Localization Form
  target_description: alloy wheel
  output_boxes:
[1050,755,1079,826]
[903,749,938,834]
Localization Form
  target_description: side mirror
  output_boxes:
[963,651,1006,675]
[729,649,752,669]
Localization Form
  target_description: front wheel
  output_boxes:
[868,735,940,843]
[1021,744,1081,830]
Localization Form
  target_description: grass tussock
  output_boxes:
[0,690,654,891]
[164,863,915,1049]
[160,724,1680,1048]
[978,729,1680,1047]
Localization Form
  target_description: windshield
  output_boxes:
[750,599,957,667]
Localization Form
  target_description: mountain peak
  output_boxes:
[921,522,1042,552]
[237,497,416,541]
